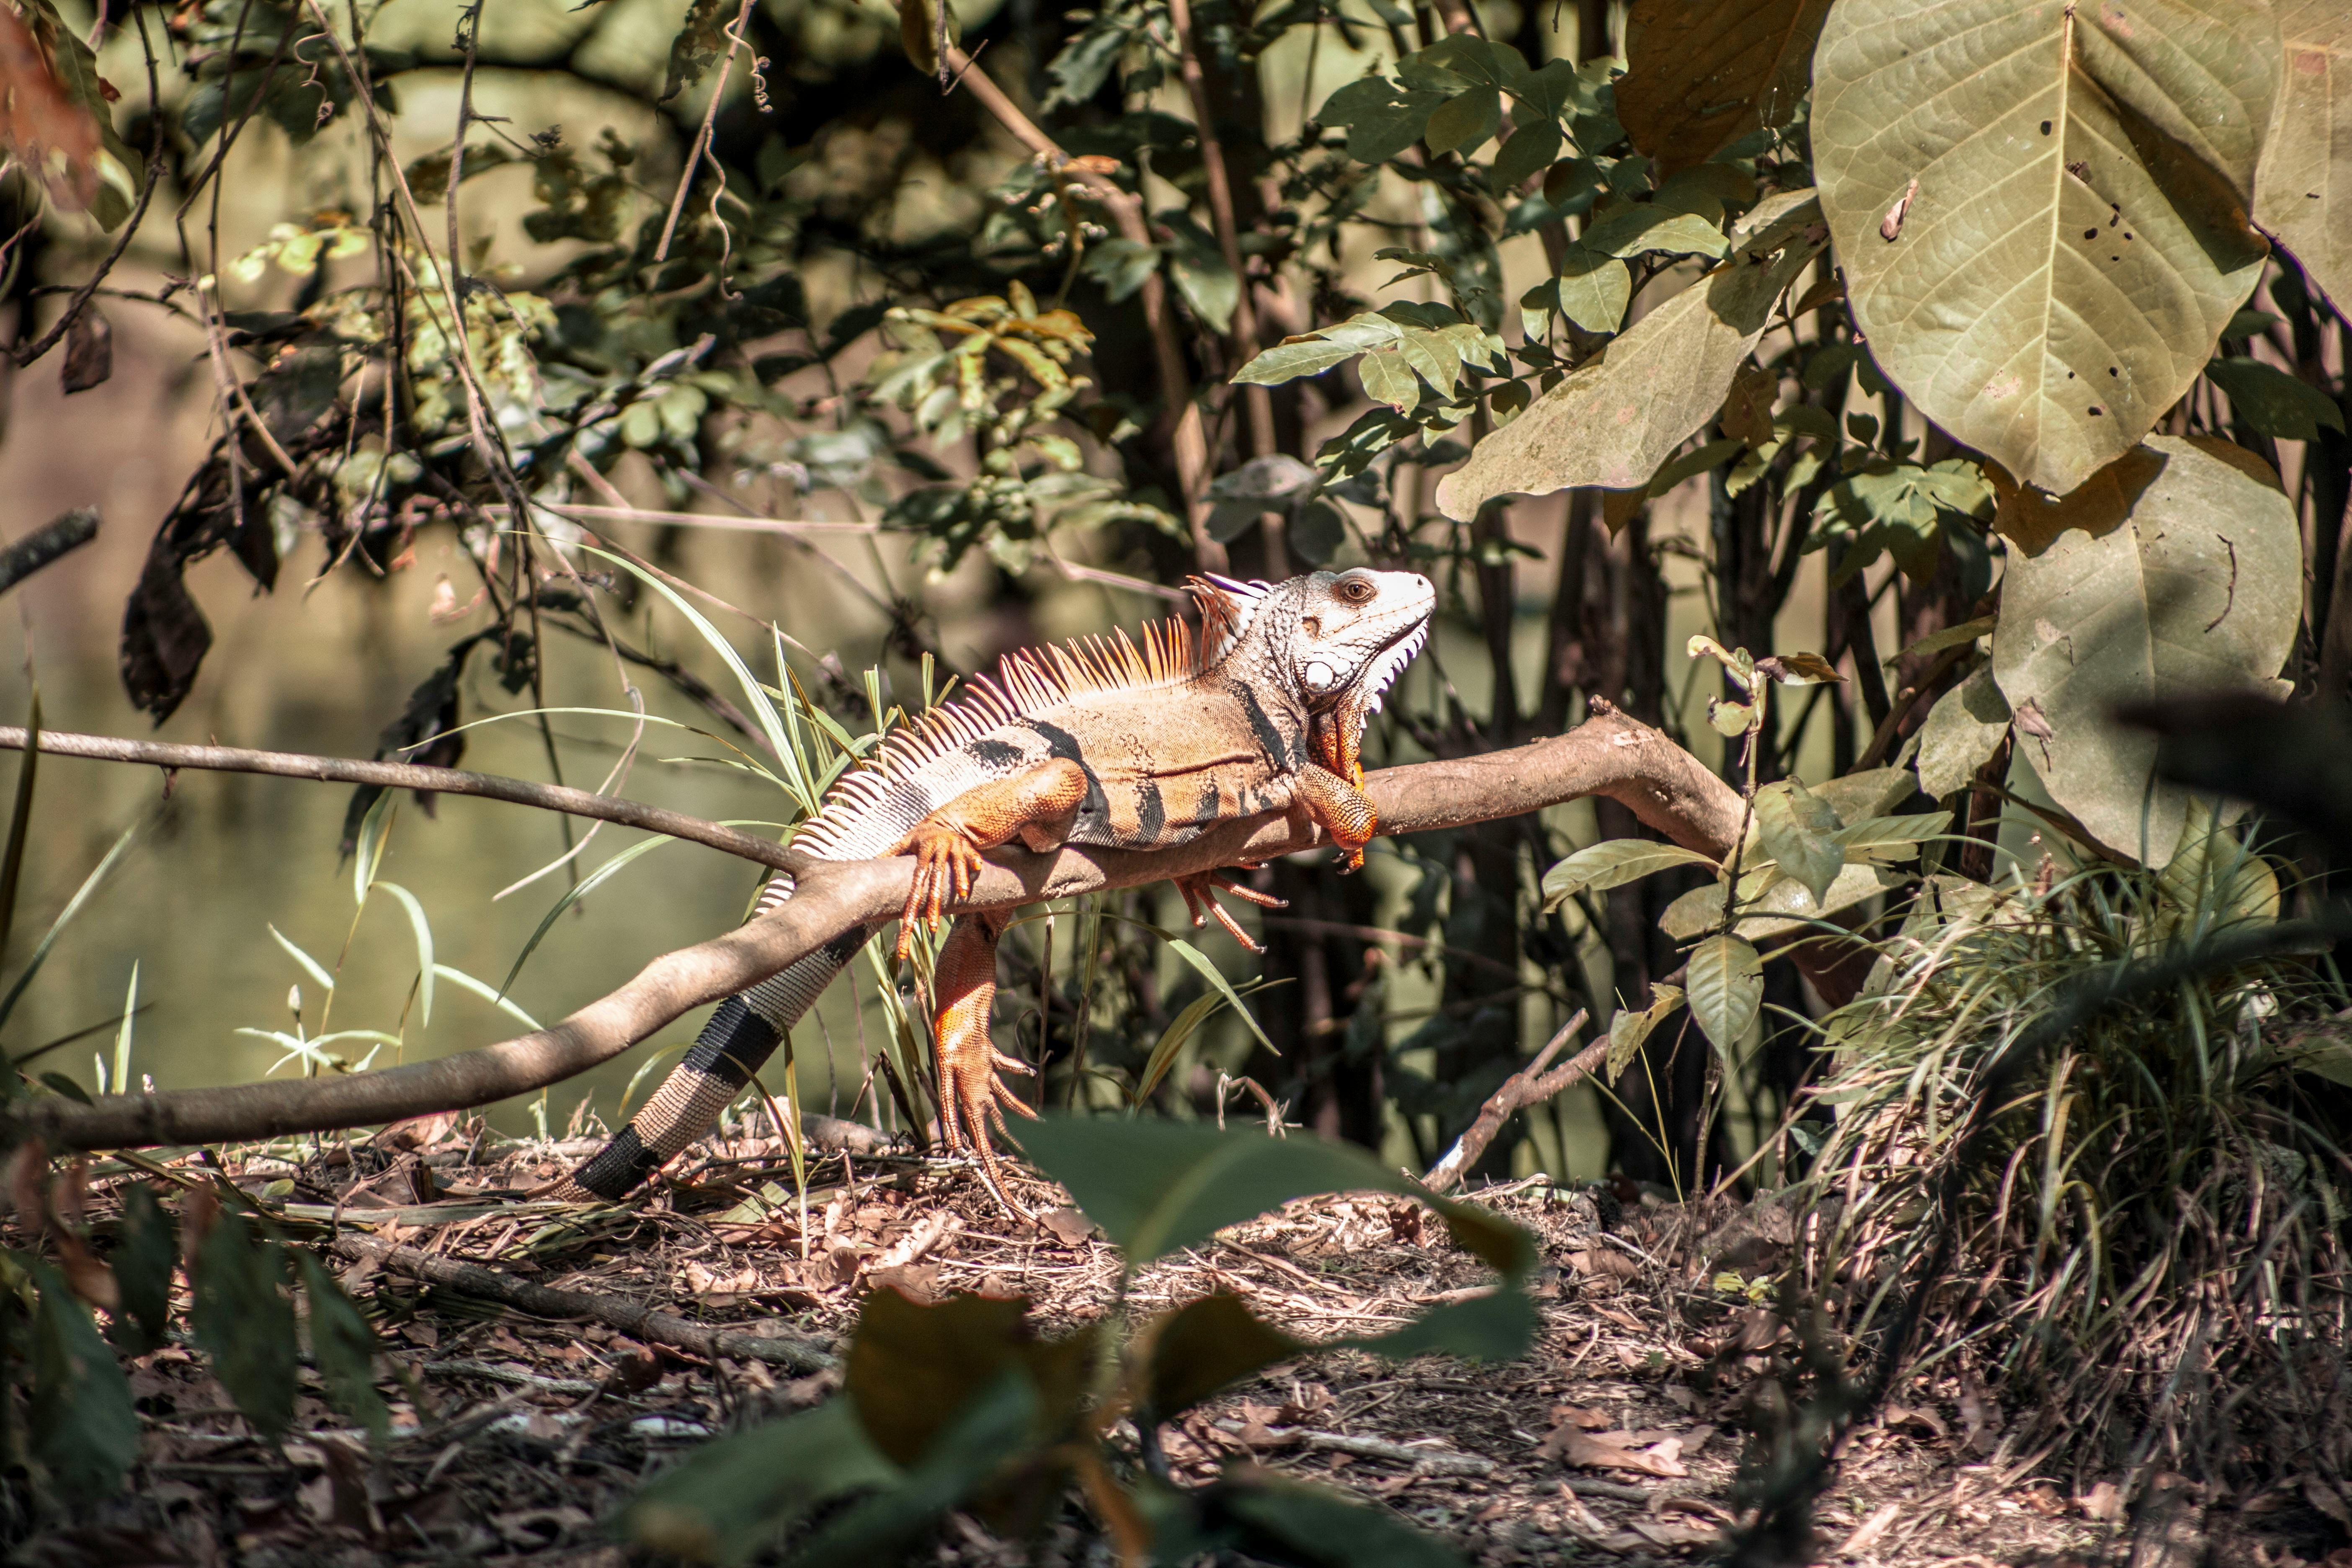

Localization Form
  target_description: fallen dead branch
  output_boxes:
[3,704,1746,1152]
[1424,1011,1602,1193]
[330,1233,836,1374]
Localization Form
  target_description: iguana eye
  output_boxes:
[1337,578,1374,604]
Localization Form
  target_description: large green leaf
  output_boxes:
[1813,0,2278,494]
[1212,1472,1469,1568]
[1436,221,1823,517]
[1753,779,1844,906]
[1991,437,2300,862]
[189,1210,297,1441]
[1617,0,1834,177]
[2205,355,2346,441]
[2256,3,2352,313]
[1539,839,1720,909]
[1685,934,1764,1053]
[107,1184,176,1355]
[295,1252,389,1447]
[1012,1116,1534,1276]
[624,1398,900,1565]
[1916,664,2011,798]
[1661,861,1906,941]
[28,1263,138,1501]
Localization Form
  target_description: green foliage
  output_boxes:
[24,1259,139,1501]
[624,1119,1535,1563]
[1800,845,2349,1488]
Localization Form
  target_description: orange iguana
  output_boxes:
[552,568,1434,1214]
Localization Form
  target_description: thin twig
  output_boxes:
[0,725,805,874]
[1424,1012,1598,1192]
[0,510,98,597]
[654,0,760,263]
[942,45,1223,571]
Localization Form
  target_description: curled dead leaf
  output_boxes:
[0,0,101,211]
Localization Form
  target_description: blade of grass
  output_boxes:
[1166,937,1276,1054]
[0,690,39,966]
[0,823,137,1036]
[499,835,681,998]
[268,925,337,997]
[373,883,435,1029]
[112,962,138,1096]
[433,964,542,1030]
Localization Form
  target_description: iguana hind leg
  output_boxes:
[1173,869,1286,954]
[1294,763,1378,873]
[893,757,1088,959]
[929,909,1038,1217]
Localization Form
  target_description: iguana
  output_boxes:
[551,568,1435,1214]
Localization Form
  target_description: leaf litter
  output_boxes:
[13,1118,2349,1567]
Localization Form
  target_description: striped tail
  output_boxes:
[551,875,875,1201]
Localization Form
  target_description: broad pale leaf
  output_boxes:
[1540,839,1720,909]
[1617,0,1833,178]
[1437,232,1823,517]
[1813,0,2279,494]
[1551,251,1631,333]
[1754,781,1843,906]
[1915,664,2011,798]
[1991,437,2300,863]
[1661,861,1906,942]
[1685,934,1764,1053]
[2255,3,2352,313]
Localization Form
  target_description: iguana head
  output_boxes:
[1189,568,1435,782]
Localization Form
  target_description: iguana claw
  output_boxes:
[1173,869,1287,953]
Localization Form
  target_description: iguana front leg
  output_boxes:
[892,758,1089,960]
[1294,762,1378,873]
[929,910,1037,1216]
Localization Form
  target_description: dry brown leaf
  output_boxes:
[1038,1206,1094,1246]
[1595,1304,1646,1332]
[1548,1429,1689,1477]
[0,0,99,210]
[1547,1402,1612,1431]
[1837,1500,1901,1556]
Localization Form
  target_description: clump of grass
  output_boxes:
[1795,826,2351,1507]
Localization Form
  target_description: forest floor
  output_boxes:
[23,1124,2352,1568]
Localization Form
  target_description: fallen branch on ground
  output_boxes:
[0,725,804,873]
[3,704,1750,1153]
[330,1233,836,1374]
[1423,1011,1601,1193]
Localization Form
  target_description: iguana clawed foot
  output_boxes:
[1294,762,1378,874]
[896,827,985,959]
[1173,869,1286,954]
[931,912,1037,1218]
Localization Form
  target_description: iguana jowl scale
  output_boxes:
[553,569,1435,1214]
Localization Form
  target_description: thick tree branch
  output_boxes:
[0,727,806,876]
[2,706,1745,1153]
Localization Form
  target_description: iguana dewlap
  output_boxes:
[553,569,1435,1215]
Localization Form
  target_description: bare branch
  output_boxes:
[329,1233,834,1371]
[1424,1013,1602,1193]
[0,726,806,874]
[2,707,1748,1153]
[0,510,98,598]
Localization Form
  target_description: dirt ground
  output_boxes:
[17,1124,2352,1568]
